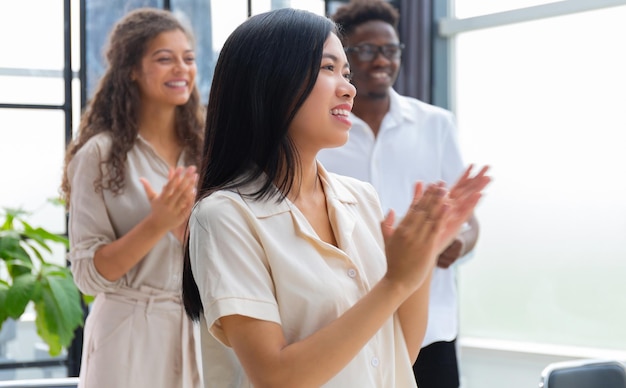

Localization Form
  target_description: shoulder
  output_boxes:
[68,133,114,174]
[192,190,244,218]
[190,190,263,231]
[74,132,114,160]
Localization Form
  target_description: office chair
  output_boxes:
[539,359,626,388]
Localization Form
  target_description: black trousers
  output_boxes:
[412,339,460,388]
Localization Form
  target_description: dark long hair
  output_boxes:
[182,8,338,321]
[61,8,204,205]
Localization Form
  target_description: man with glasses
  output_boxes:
[318,1,480,387]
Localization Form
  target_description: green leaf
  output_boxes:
[35,290,63,356]
[0,282,9,328]
[0,237,33,278]
[36,227,69,243]
[21,223,69,255]
[1,208,29,231]
[1,213,15,231]
[47,197,66,208]
[40,263,72,279]
[1,205,81,356]
[0,232,26,258]
[82,293,95,305]
[23,242,45,265]
[5,273,37,319]
[34,273,84,356]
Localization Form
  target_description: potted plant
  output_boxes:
[0,205,84,356]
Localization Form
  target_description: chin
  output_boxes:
[173,97,191,106]
[368,90,389,99]
[328,134,350,149]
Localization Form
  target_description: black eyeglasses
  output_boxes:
[344,43,405,62]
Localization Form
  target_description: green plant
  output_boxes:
[0,206,84,356]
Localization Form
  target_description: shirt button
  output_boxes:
[371,357,380,367]
[347,268,357,278]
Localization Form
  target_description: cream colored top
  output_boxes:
[68,132,185,294]
[189,163,417,388]
[67,132,200,388]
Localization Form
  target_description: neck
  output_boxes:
[287,160,321,203]
[138,102,177,141]
[352,94,390,137]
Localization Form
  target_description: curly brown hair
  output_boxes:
[60,7,204,207]
[331,0,400,38]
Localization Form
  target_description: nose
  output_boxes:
[371,50,391,64]
[339,78,357,100]
[173,57,189,73]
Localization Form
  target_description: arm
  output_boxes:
[397,165,490,362]
[93,166,197,281]
[220,167,490,387]
[221,275,413,387]
[437,111,480,268]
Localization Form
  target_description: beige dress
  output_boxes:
[67,133,201,388]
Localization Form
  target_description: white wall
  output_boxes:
[458,338,626,388]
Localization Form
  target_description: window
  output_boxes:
[453,4,626,351]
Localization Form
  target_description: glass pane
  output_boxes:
[203,0,326,102]
[210,0,248,50]
[0,75,65,106]
[0,0,64,70]
[85,0,163,99]
[0,109,67,240]
[251,0,325,14]
[0,319,68,380]
[289,0,325,14]
[172,0,217,103]
[455,6,626,350]
[455,0,563,18]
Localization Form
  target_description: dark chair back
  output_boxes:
[539,359,626,388]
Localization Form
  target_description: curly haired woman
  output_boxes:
[61,8,203,388]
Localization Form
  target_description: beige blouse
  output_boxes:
[67,132,200,388]
[189,163,417,388]
[68,132,185,294]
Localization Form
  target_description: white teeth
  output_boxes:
[166,81,187,87]
[330,109,350,116]
[372,72,388,79]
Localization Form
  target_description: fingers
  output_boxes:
[380,209,396,243]
[405,182,447,229]
[160,166,197,203]
[144,166,199,219]
[140,177,157,200]
[450,165,491,200]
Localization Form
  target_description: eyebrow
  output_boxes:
[151,48,195,57]
[322,53,350,69]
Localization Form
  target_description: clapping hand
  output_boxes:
[140,166,198,241]
[380,165,490,292]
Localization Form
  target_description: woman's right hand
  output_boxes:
[380,165,490,293]
[140,165,198,234]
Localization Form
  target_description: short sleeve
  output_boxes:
[188,193,281,347]
[67,135,122,295]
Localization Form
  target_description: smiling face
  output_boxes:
[132,29,197,109]
[345,20,401,100]
[288,33,357,158]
